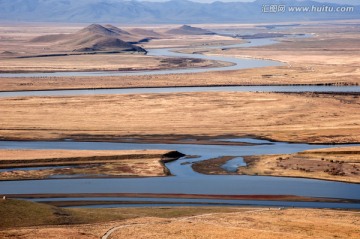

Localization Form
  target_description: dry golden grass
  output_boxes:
[0,61,358,92]
[142,34,242,49]
[0,149,176,180]
[0,54,221,73]
[1,208,359,239]
[109,209,360,239]
[205,37,360,84]
[0,149,168,161]
[0,92,359,144]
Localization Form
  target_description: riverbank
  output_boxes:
[1,199,359,239]
[0,149,183,180]
[5,192,359,207]
[192,147,360,184]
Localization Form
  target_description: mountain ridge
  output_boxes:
[0,0,358,23]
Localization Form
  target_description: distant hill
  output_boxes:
[31,24,146,53]
[166,25,215,35]
[77,24,120,37]
[0,0,358,23]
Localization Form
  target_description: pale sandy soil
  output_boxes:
[142,35,242,49]
[1,208,359,239]
[0,149,177,180]
[0,92,359,144]
[0,149,168,161]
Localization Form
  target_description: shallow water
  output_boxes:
[0,165,75,173]
[1,85,359,98]
[0,139,359,208]
[31,197,360,209]
[221,157,246,172]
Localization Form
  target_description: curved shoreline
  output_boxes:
[0,39,282,78]
[0,85,359,98]
[191,149,360,184]
[5,193,360,204]
[0,149,184,181]
[1,126,360,145]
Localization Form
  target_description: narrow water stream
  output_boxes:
[0,39,280,78]
[0,139,359,208]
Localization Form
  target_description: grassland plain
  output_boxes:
[1,21,360,239]
[0,54,226,73]
[0,200,359,239]
[0,92,359,144]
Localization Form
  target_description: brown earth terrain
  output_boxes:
[0,92,359,144]
[0,23,236,75]
[165,25,215,35]
[1,22,360,91]
[9,193,344,203]
[240,147,360,183]
[0,54,226,73]
[193,146,360,183]
[0,200,359,239]
[0,149,183,180]
[192,156,235,175]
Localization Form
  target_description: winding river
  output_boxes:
[0,139,360,209]
[1,37,360,208]
[0,38,280,78]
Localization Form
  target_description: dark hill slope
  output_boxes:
[29,24,146,53]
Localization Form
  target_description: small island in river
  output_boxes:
[0,149,184,180]
[193,146,360,184]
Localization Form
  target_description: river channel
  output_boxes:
[0,37,359,209]
[0,38,280,78]
[0,139,359,209]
